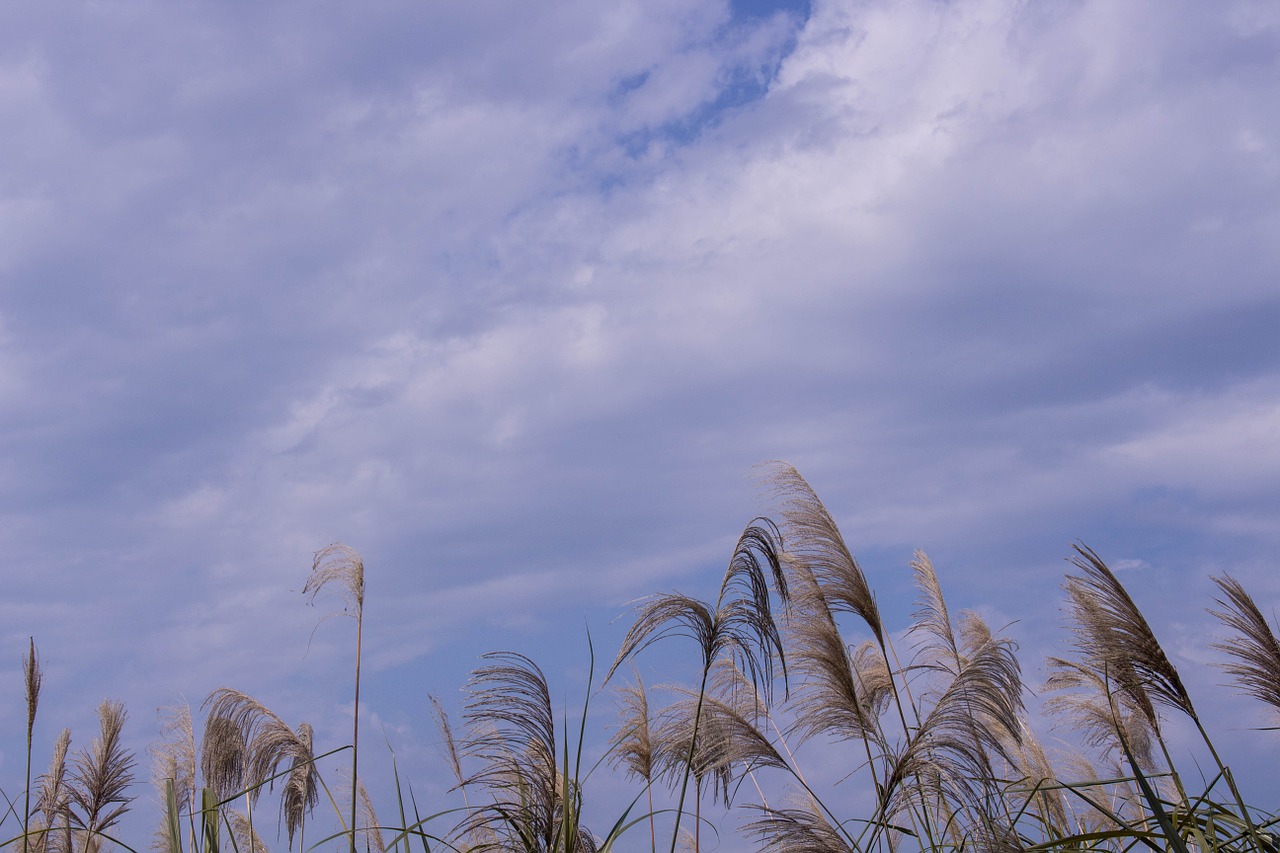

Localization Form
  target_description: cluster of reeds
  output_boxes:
[605,464,1280,853]
[3,463,1279,853]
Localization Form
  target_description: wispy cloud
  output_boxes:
[1,0,1278,843]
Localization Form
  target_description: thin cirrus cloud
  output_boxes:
[0,0,1278,838]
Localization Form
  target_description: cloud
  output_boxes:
[2,0,1279,845]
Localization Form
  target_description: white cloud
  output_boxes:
[3,0,1280,844]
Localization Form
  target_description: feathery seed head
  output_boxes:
[1063,544,1194,723]
[608,672,656,782]
[68,700,135,853]
[1210,574,1280,717]
[151,702,196,810]
[305,543,365,615]
[25,637,43,739]
[761,462,884,646]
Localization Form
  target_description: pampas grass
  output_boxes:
[33,728,71,853]
[304,543,365,853]
[607,518,789,853]
[67,701,135,853]
[608,671,658,853]
[1063,543,1194,725]
[23,638,43,853]
[1211,574,1280,718]
[7,466,1280,853]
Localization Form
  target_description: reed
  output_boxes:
[67,701,135,853]
[607,517,789,853]
[23,639,43,853]
[303,543,365,853]
[7,467,1280,853]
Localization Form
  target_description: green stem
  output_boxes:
[351,611,364,853]
[1191,714,1266,851]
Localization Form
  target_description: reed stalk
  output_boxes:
[23,638,42,853]
[304,543,365,853]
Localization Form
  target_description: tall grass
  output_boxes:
[5,469,1279,853]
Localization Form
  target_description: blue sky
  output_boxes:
[2,0,1280,848]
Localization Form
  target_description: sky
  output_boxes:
[2,0,1280,848]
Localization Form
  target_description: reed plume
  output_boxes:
[227,811,269,853]
[200,711,247,800]
[654,684,788,804]
[201,687,320,850]
[608,518,788,853]
[32,728,72,853]
[608,672,658,853]
[280,722,319,851]
[878,629,1023,848]
[654,672,792,853]
[1210,574,1280,718]
[429,694,470,799]
[608,519,789,701]
[153,703,196,811]
[744,794,854,853]
[911,552,960,671]
[784,560,889,748]
[1053,545,1258,853]
[609,672,657,786]
[23,638,44,853]
[763,462,882,646]
[67,700,135,853]
[1004,721,1072,837]
[355,779,385,853]
[1044,657,1157,773]
[1063,544,1194,724]
[460,651,562,851]
[763,462,935,821]
[150,702,196,853]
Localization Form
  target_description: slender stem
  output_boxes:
[647,784,656,853]
[22,637,37,853]
[23,714,33,853]
[877,635,937,852]
[694,776,702,853]
[244,787,254,853]
[669,666,710,853]
[351,610,364,853]
[1191,715,1264,849]
[763,703,863,851]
